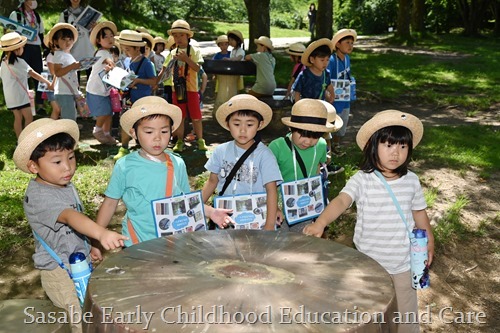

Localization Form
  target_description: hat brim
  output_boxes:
[332,29,357,50]
[286,49,303,56]
[48,23,78,45]
[301,38,333,67]
[227,30,244,43]
[13,119,79,173]
[114,36,146,47]
[216,97,272,131]
[254,38,273,51]
[281,117,336,133]
[89,21,118,47]
[0,35,27,51]
[167,28,194,38]
[120,101,183,135]
[356,110,423,150]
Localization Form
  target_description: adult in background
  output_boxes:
[9,0,46,115]
[59,0,94,82]
[307,3,317,39]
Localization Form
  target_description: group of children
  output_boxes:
[4,18,433,332]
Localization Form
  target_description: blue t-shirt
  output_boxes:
[129,55,155,102]
[212,52,230,60]
[327,54,352,112]
[292,67,331,100]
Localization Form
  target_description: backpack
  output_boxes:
[15,10,41,26]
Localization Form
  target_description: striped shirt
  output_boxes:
[342,170,427,274]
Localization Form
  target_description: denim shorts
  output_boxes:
[87,92,112,117]
[46,91,56,102]
[55,94,77,120]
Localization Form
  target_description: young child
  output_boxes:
[95,96,233,247]
[328,29,357,156]
[151,36,166,74]
[284,42,305,100]
[212,35,230,60]
[304,110,434,332]
[164,20,207,153]
[86,21,118,145]
[0,32,51,139]
[201,94,283,230]
[269,99,341,232]
[50,23,81,121]
[292,38,334,103]
[43,35,61,120]
[227,30,245,61]
[113,29,157,160]
[244,36,276,97]
[158,36,175,103]
[13,118,127,332]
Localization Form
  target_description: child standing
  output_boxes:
[0,32,51,139]
[244,36,276,97]
[304,110,434,332]
[13,118,127,332]
[86,21,118,145]
[212,35,230,60]
[328,29,357,156]
[151,36,166,74]
[269,99,341,232]
[285,42,306,100]
[113,30,157,160]
[43,35,61,120]
[202,94,283,230]
[96,96,233,247]
[50,23,81,121]
[292,38,334,103]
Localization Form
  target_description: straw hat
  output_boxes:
[135,26,150,34]
[286,42,306,56]
[13,119,79,174]
[165,35,175,50]
[47,23,78,44]
[301,38,333,67]
[153,36,167,47]
[216,94,272,131]
[319,100,343,132]
[114,30,146,47]
[141,32,155,49]
[120,96,183,135]
[216,35,228,45]
[254,36,273,51]
[227,30,244,44]
[332,29,357,50]
[168,20,194,38]
[282,99,336,133]
[0,32,27,51]
[356,110,423,150]
[89,21,118,47]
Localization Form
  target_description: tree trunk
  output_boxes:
[396,0,413,42]
[411,0,426,33]
[494,0,500,36]
[316,0,333,40]
[1,0,18,17]
[456,0,490,36]
[243,0,270,53]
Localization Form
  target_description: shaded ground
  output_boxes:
[1,37,499,332]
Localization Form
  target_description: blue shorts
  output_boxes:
[87,92,112,117]
[46,91,56,102]
[55,94,77,120]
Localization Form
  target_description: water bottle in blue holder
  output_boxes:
[410,229,430,289]
[69,252,92,307]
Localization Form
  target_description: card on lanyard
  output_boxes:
[214,192,268,230]
[280,175,325,225]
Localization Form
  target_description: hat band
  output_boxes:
[291,115,327,126]
[3,39,24,48]
[172,27,191,33]
[119,37,142,43]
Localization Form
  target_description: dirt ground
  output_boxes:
[0,40,499,332]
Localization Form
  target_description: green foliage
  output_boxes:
[335,0,398,34]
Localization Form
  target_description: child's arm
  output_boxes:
[325,83,334,103]
[413,209,435,266]
[28,70,51,88]
[176,51,200,72]
[130,76,157,87]
[200,71,208,95]
[54,62,80,77]
[91,197,120,260]
[294,91,301,103]
[204,205,234,229]
[201,172,219,203]
[47,62,57,90]
[244,54,252,61]
[263,181,278,230]
[303,192,352,237]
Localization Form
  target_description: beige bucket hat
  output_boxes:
[216,94,272,131]
[47,23,78,44]
[254,36,273,51]
[120,96,183,135]
[216,34,229,45]
[319,100,343,132]
[282,99,336,133]
[135,26,150,34]
[168,20,194,38]
[356,110,423,150]
[89,21,118,47]
[332,29,357,50]
[286,42,306,56]
[141,32,155,49]
[153,36,167,47]
[0,32,27,51]
[13,119,79,173]
[227,30,244,44]
[301,38,334,67]
[114,30,146,47]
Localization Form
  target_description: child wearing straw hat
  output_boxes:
[201,94,282,230]
[304,110,434,332]
[95,96,233,247]
[212,35,230,60]
[0,32,51,139]
[292,38,334,103]
[13,118,128,332]
[285,42,306,100]
[269,99,342,232]
[85,21,119,145]
[227,30,245,61]
[244,36,277,97]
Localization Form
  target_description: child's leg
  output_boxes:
[12,107,33,139]
[41,267,82,333]
[185,92,207,151]
[333,107,350,151]
[391,270,420,333]
[50,100,61,120]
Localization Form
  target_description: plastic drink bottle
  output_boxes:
[110,88,122,113]
[410,229,430,289]
[69,252,92,307]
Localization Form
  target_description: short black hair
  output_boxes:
[95,27,114,49]
[53,28,75,47]
[310,45,332,58]
[30,133,76,163]
[225,109,264,124]
[290,127,324,139]
[227,33,243,47]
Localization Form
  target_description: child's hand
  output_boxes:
[90,246,103,262]
[176,50,190,63]
[276,209,284,226]
[303,222,324,237]
[210,208,234,229]
[325,91,334,103]
[98,230,128,250]
[73,61,81,70]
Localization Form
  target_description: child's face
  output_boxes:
[28,149,76,187]
[132,116,172,159]
[172,32,189,48]
[227,113,262,149]
[336,38,354,55]
[291,132,319,150]
[218,42,229,52]
[57,36,75,52]
[98,29,115,49]
[123,45,140,58]
[155,43,165,54]
[228,37,238,48]
[256,43,266,52]
[14,46,24,56]
[377,142,409,173]
[309,55,330,72]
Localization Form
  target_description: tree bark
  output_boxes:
[243,0,270,53]
[316,0,333,40]
[411,0,426,33]
[456,0,491,36]
[396,0,412,42]
[494,0,500,36]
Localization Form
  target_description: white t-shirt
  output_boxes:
[58,10,94,61]
[86,49,111,96]
[150,53,165,74]
[0,58,32,108]
[53,51,79,95]
[230,47,245,60]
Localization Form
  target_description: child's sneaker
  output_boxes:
[327,164,344,175]
[173,140,184,152]
[93,130,109,144]
[197,138,207,151]
[113,147,129,161]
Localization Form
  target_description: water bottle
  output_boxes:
[410,229,430,289]
[69,252,92,307]
[110,88,122,113]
